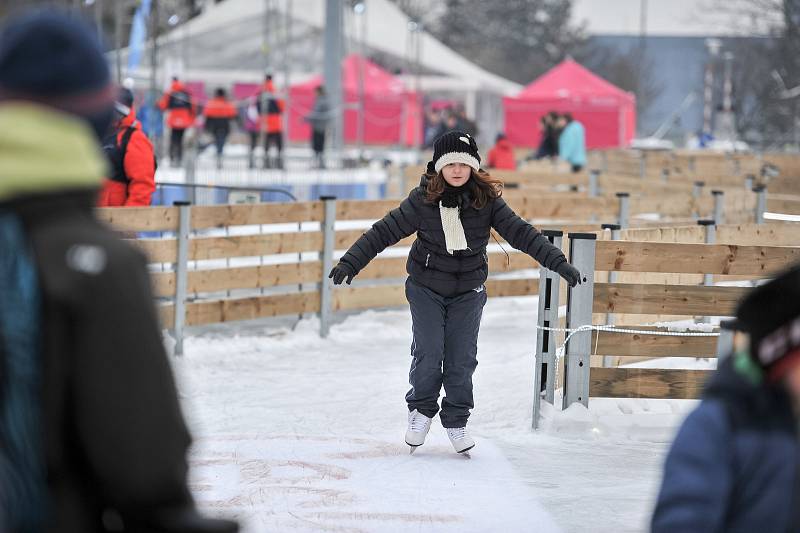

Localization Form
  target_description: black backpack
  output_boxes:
[102,125,157,184]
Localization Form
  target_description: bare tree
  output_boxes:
[703,0,799,147]
[392,0,585,84]
[581,43,662,132]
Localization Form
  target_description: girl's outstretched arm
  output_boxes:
[330,194,420,284]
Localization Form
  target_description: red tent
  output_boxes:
[289,54,421,146]
[503,58,636,149]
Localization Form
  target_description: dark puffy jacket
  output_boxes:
[0,103,233,532]
[651,354,800,533]
[339,171,567,297]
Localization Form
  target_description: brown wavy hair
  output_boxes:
[424,168,503,209]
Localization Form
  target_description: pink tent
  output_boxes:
[503,58,636,149]
[289,54,421,146]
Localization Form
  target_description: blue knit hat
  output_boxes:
[0,10,113,120]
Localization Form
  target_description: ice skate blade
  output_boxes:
[455,444,475,455]
[409,445,419,455]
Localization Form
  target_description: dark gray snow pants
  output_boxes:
[404,277,487,428]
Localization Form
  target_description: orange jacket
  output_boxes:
[486,138,517,170]
[98,107,156,207]
[203,96,237,119]
[257,80,284,133]
[158,80,195,130]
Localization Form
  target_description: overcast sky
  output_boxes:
[572,0,778,36]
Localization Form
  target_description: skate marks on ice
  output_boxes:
[189,433,561,533]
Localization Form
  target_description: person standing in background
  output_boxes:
[534,111,560,160]
[305,85,331,169]
[158,76,195,167]
[486,133,516,170]
[557,112,586,172]
[99,87,156,207]
[202,87,239,169]
[256,73,285,169]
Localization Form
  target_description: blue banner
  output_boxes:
[127,0,152,72]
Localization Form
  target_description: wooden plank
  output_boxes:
[191,202,323,229]
[337,199,398,220]
[96,206,179,232]
[590,367,711,399]
[767,197,800,215]
[717,223,800,246]
[151,272,175,297]
[178,262,323,294]
[334,285,407,311]
[595,241,800,275]
[185,292,320,326]
[593,282,748,316]
[128,238,177,263]
[189,232,323,260]
[158,304,174,328]
[590,330,718,357]
[486,278,539,297]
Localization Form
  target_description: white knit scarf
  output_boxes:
[439,203,468,254]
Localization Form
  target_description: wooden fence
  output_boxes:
[540,222,800,412]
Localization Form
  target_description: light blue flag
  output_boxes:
[127,0,152,72]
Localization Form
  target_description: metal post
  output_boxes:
[698,218,716,324]
[692,180,705,219]
[319,196,337,337]
[601,223,620,368]
[639,151,647,179]
[753,185,766,224]
[716,319,738,361]
[115,0,123,84]
[712,189,725,225]
[616,192,630,229]
[533,230,563,429]
[588,170,600,198]
[184,141,197,205]
[173,201,191,356]
[563,233,596,409]
[745,174,755,191]
[324,0,344,154]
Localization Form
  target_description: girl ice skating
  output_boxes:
[329,131,582,454]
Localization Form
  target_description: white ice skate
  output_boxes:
[405,409,432,453]
[446,427,475,455]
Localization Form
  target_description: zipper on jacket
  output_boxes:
[425,253,430,267]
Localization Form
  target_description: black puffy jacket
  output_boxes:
[339,173,567,297]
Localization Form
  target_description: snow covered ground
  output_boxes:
[171,295,702,532]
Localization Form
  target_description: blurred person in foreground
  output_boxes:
[0,10,237,533]
[486,133,516,170]
[651,264,800,533]
[556,112,586,172]
[99,87,156,207]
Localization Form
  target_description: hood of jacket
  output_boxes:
[0,103,107,203]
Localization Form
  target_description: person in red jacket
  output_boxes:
[158,76,195,166]
[255,74,285,169]
[99,87,156,207]
[486,133,517,170]
[203,87,239,169]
